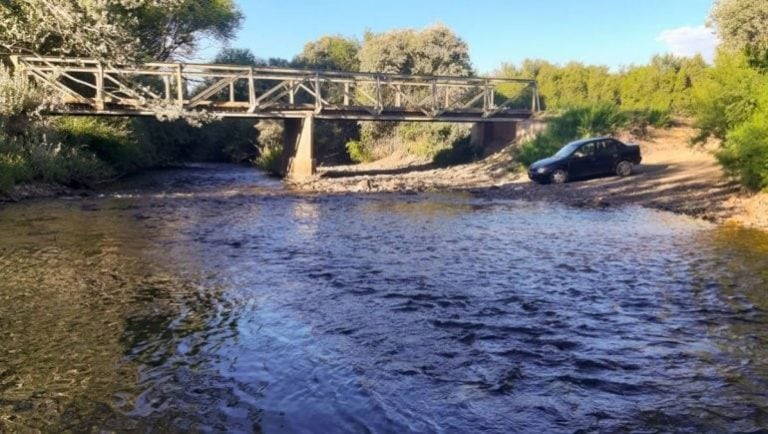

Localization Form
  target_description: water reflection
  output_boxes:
[1,166,767,432]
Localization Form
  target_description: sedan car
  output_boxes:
[528,137,642,184]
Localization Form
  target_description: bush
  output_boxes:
[513,104,627,167]
[0,130,113,192]
[254,146,283,176]
[54,117,154,174]
[433,135,476,167]
[346,140,373,163]
[717,113,768,191]
[399,122,470,158]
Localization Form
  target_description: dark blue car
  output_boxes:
[528,137,642,184]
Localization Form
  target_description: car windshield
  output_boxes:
[554,141,583,158]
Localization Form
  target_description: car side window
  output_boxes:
[598,140,617,154]
[574,142,595,157]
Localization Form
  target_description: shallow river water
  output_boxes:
[1,165,768,433]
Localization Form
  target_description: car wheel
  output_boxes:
[615,161,632,177]
[550,169,568,184]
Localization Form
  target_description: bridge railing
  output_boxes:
[11,55,540,121]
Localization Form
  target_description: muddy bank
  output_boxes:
[291,126,768,230]
[0,182,78,203]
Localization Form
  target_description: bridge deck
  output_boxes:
[12,56,539,122]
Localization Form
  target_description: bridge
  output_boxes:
[11,55,541,178]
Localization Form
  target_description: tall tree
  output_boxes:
[0,0,242,61]
[295,35,360,71]
[711,0,768,68]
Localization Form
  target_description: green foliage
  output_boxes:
[433,135,477,167]
[716,112,768,190]
[398,122,471,158]
[253,120,283,174]
[691,50,768,142]
[295,35,360,71]
[0,130,113,192]
[498,55,705,115]
[513,104,628,167]
[700,53,768,191]
[620,55,707,113]
[711,0,768,69]
[346,140,374,163]
[355,24,472,160]
[574,103,627,137]
[254,145,283,176]
[1,0,242,61]
[54,117,155,175]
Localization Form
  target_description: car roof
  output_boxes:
[567,136,613,146]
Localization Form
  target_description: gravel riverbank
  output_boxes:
[291,125,768,230]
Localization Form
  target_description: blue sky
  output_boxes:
[200,0,719,73]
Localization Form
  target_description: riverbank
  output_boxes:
[291,124,768,230]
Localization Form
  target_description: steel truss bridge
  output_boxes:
[10,55,539,122]
[10,55,541,178]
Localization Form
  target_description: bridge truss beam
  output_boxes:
[11,56,540,122]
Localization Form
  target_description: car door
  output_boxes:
[568,141,598,178]
[594,139,619,174]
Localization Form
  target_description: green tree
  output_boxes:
[295,35,360,71]
[0,0,242,61]
[356,24,473,161]
[691,50,767,142]
[711,0,768,68]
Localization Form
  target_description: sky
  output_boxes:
[199,0,719,73]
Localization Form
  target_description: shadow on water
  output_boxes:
[1,164,768,433]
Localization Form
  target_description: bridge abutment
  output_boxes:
[470,120,547,155]
[470,122,518,155]
[282,115,316,179]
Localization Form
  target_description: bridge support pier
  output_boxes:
[283,115,316,179]
[470,122,518,155]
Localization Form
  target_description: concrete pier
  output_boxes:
[283,115,316,179]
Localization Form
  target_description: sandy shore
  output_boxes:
[292,125,768,230]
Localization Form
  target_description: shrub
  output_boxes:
[433,135,476,167]
[0,130,113,192]
[346,140,373,163]
[513,104,628,167]
[716,113,768,191]
[254,146,283,176]
[54,117,153,174]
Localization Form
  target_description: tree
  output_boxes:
[691,50,767,142]
[358,23,472,76]
[0,0,242,61]
[355,24,474,161]
[295,35,360,71]
[711,0,768,68]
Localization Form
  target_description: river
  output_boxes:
[1,164,767,433]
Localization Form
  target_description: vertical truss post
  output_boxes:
[395,84,401,107]
[375,75,382,113]
[176,63,184,107]
[289,80,295,105]
[229,81,235,102]
[532,84,541,112]
[175,64,184,106]
[486,80,496,110]
[248,67,256,110]
[163,76,171,101]
[343,82,350,106]
[431,79,438,111]
[314,73,322,113]
[95,62,105,111]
